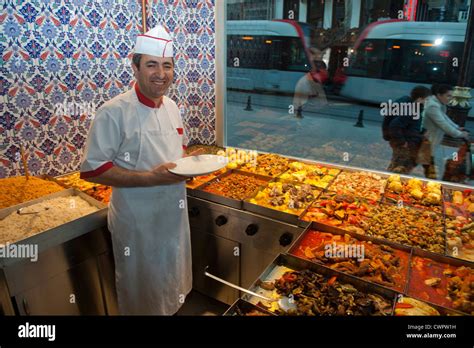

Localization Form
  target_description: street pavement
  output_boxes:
[226,91,474,181]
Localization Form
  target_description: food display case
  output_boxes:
[1,148,472,316]
[0,187,117,315]
[183,147,473,316]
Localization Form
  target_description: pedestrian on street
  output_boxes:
[422,84,470,179]
[385,86,431,175]
[293,47,328,116]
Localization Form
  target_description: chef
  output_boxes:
[80,25,199,315]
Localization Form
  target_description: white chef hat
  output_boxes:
[134,25,173,57]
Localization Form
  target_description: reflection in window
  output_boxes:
[348,39,463,85]
[224,1,473,185]
[416,0,471,22]
[307,0,325,28]
[227,35,310,72]
[360,0,403,27]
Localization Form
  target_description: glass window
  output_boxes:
[384,40,463,85]
[360,0,404,27]
[347,39,387,78]
[416,0,471,22]
[307,0,325,28]
[224,0,473,185]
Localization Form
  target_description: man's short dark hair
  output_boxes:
[132,53,142,69]
[411,86,431,100]
[132,53,174,70]
[431,84,453,96]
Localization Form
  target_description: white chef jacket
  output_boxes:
[80,85,192,315]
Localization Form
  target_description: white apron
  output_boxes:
[107,101,192,315]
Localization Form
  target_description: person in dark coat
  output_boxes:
[385,86,431,174]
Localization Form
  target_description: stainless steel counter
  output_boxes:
[0,189,118,315]
[188,196,307,305]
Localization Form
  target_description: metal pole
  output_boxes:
[458,4,473,87]
[142,0,148,34]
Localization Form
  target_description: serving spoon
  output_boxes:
[17,207,50,215]
[204,267,297,312]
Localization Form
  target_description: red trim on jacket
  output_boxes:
[80,162,114,179]
[134,84,163,108]
[177,128,183,135]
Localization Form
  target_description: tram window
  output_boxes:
[227,35,271,69]
[348,39,386,78]
[279,37,311,72]
[383,40,462,85]
[227,35,310,72]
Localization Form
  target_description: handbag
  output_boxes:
[416,138,432,165]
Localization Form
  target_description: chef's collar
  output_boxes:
[134,83,163,109]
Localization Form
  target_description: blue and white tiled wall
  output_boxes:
[0,0,216,178]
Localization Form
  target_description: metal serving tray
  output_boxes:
[344,201,447,257]
[287,221,413,293]
[405,247,473,315]
[242,253,398,316]
[243,179,323,226]
[324,166,389,203]
[276,159,341,190]
[224,298,276,316]
[237,155,295,178]
[185,169,230,198]
[442,185,474,218]
[0,188,107,267]
[393,296,466,316]
[381,177,444,214]
[297,189,381,228]
[444,214,474,262]
[192,170,272,210]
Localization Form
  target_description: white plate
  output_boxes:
[168,155,228,177]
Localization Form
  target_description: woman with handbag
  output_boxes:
[421,84,470,179]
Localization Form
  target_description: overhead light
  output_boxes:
[392,45,401,49]
[265,40,272,44]
[242,36,253,40]
[434,37,443,46]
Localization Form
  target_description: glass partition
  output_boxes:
[224,0,473,185]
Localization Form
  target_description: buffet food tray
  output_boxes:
[224,298,276,316]
[192,170,272,209]
[406,247,473,315]
[0,188,107,266]
[442,184,474,218]
[381,176,444,214]
[288,222,413,293]
[242,253,398,316]
[324,166,389,203]
[336,200,447,256]
[243,179,323,226]
[275,159,341,190]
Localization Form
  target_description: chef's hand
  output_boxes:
[150,162,188,185]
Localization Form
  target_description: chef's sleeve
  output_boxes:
[80,108,121,179]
